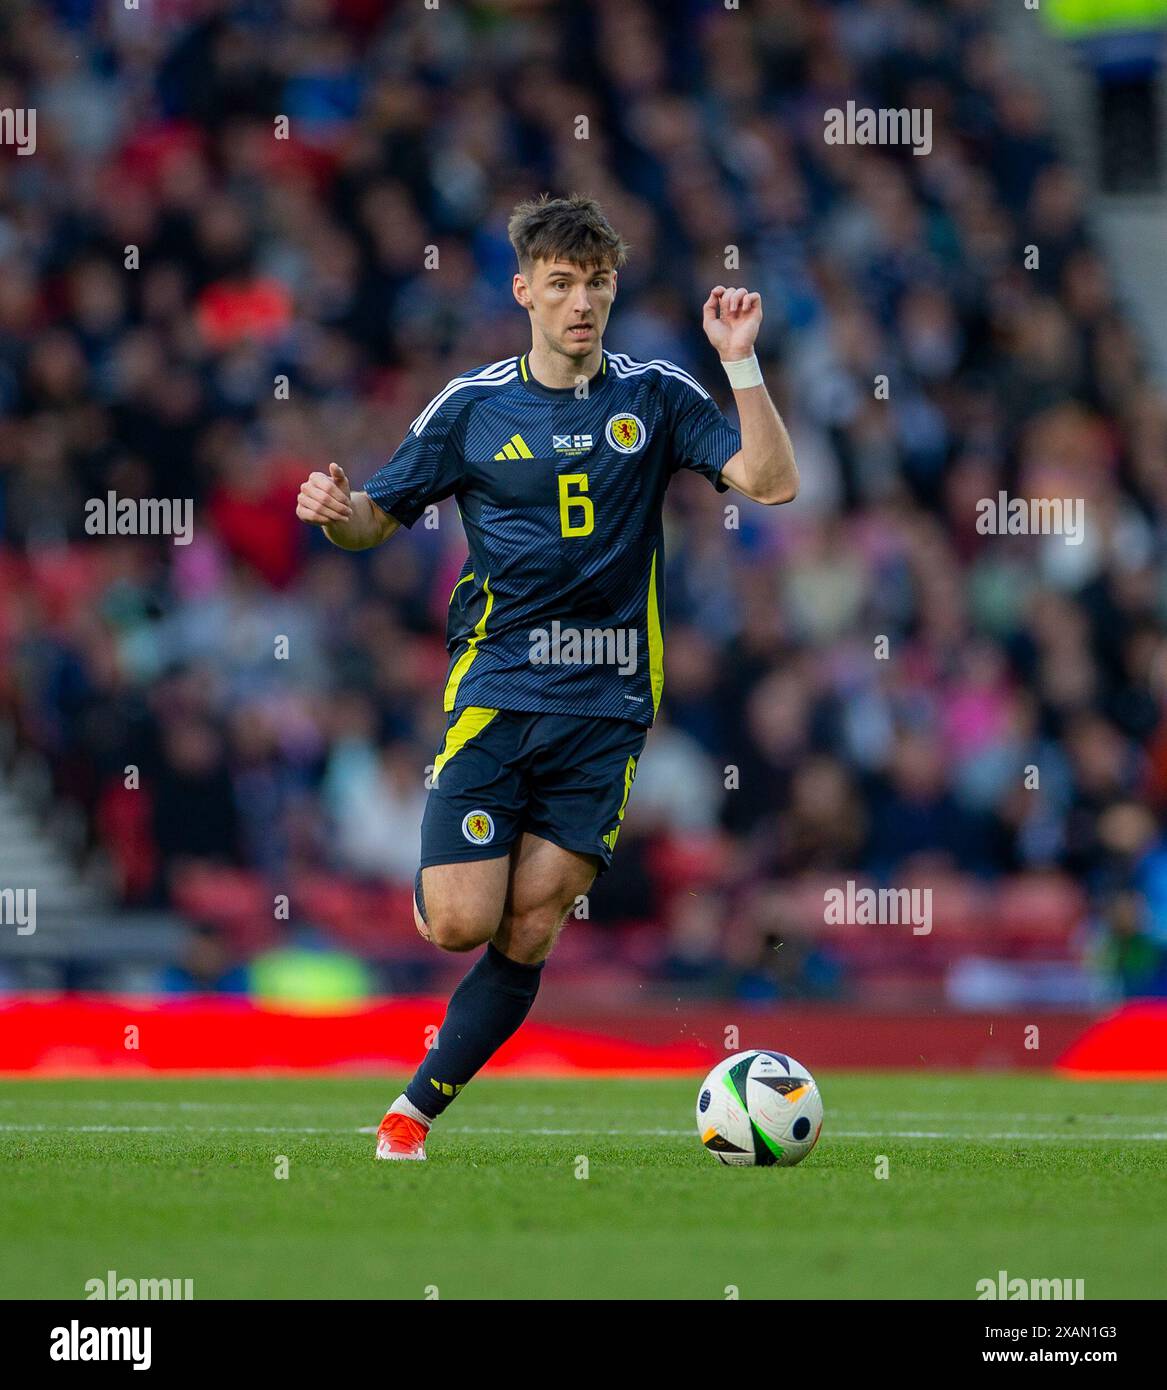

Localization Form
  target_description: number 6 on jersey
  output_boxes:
[558,473,594,537]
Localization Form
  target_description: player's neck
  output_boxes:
[526,341,604,391]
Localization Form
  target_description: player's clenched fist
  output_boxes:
[702,286,762,361]
[296,462,354,526]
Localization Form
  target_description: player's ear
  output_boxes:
[512,272,532,311]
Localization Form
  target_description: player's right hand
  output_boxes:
[296,462,354,526]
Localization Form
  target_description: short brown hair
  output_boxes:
[507,193,629,275]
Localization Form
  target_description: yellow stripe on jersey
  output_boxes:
[514,352,603,387]
[647,550,664,716]
[443,575,494,713]
[448,572,475,604]
[432,706,500,785]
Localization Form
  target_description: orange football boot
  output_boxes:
[375,1110,429,1161]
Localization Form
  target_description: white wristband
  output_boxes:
[721,353,763,389]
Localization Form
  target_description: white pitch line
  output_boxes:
[432,1126,1167,1142]
[831,1129,1167,1141]
[0,1123,341,1134]
[831,1112,1167,1123]
[3,1099,1165,1127]
[1,1122,1165,1141]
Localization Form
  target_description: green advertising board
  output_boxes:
[1045,0,1167,36]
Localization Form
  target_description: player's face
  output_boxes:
[518,259,616,361]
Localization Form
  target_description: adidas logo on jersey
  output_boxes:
[494,433,534,460]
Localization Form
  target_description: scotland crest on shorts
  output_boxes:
[461,810,495,844]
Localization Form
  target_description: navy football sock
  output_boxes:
[405,942,545,1119]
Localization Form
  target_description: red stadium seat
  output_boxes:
[170,865,278,953]
[995,873,1086,954]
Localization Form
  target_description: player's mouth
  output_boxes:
[567,324,594,340]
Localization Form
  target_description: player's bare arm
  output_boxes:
[295,462,400,550]
[703,286,799,506]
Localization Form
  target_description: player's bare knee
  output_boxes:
[425,906,494,953]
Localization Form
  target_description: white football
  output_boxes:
[696,1050,823,1167]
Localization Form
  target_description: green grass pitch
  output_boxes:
[1,1072,1164,1300]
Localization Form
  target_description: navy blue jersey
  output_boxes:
[365,350,741,727]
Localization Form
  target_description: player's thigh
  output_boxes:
[506,832,598,919]
[492,832,598,960]
[417,706,525,948]
[417,854,511,950]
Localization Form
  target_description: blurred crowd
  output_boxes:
[1,0,1165,1000]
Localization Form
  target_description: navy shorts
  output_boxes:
[420,707,646,873]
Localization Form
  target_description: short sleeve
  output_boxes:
[663,369,740,492]
[365,389,469,528]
